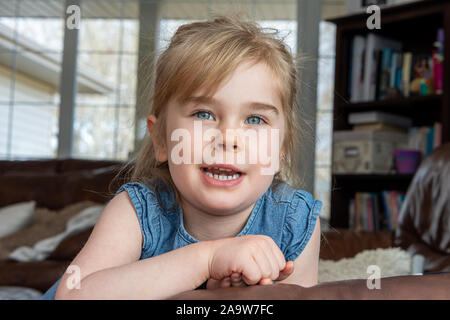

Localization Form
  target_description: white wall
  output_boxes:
[0,64,58,158]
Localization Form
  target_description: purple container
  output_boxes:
[394,150,421,174]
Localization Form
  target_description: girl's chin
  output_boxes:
[200,204,247,216]
[192,192,250,214]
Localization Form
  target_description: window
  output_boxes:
[73,0,139,160]
[0,0,64,159]
[0,0,140,161]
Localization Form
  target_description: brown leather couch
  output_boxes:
[0,158,124,292]
[0,158,124,210]
[0,156,449,299]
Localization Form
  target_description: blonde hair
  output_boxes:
[111,13,310,210]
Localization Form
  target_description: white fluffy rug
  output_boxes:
[318,247,413,283]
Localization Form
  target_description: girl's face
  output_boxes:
[155,61,285,216]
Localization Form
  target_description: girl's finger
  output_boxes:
[206,277,231,289]
[258,278,273,285]
[220,277,231,288]
[230,273,246,287]
[259,241,281,281]
[206,278,220,290]
[275,260,295,282]
[241,256,262,285]
[251,246,272,280]
[270,244,287,271]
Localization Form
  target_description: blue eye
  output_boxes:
[194,111,214,120]
[245,116,265,125]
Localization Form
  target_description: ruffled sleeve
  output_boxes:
[282,190,322,262]
[115,182,161,258]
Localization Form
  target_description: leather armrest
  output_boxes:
[0,260,70,293]
[170,273,450,300]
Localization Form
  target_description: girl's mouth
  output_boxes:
[201,167,242,180]
[200,165,245,186]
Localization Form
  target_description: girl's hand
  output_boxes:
[207,235,289,287]
[205,261,295,289]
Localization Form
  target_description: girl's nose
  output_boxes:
[218,140,238,152]
[216,121,242,152]
[216,130,239,152]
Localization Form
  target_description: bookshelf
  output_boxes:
[327,0,450,230]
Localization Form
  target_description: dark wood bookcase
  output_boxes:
[327,0,450,229]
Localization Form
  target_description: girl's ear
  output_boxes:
[147,114,157,135]
[147,114,168,162]
[276,149,286,175]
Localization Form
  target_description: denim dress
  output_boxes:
[41,179,322,299]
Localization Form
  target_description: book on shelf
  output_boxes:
[353,122,408,134]
[349,191,406,231]
[407,122,442,157]
[390,51,402,90]
[347,111,442,157]
[363,33,403,101]
[348,111,412,128]
[380,49,404,96]
[433,28,444,94]
[348,28,444,102]
[350,35,366,102]
[401,52,412,98]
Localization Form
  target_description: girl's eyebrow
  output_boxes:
[184,96,280,115]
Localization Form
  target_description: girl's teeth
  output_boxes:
[204,170,241,181]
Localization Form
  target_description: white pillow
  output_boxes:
[0,201,36,238]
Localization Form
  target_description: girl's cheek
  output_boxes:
[255,127,282,169]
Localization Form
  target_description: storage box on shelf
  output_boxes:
[333,130,408,174]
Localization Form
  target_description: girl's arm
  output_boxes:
[278,216,321,287]
[55,192,212,300]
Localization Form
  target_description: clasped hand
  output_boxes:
[206,235,294,289]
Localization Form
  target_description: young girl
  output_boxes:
[42,14,322,300]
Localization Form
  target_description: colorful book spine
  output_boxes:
[390,191,399,229]
[395,55,403,89]
[434,122,442,149]
[372,193,380,231]
[433,28,444,94]
[349,199,355,229]
[359,193,365,231]
[419,127,430,155]
[367,195,373,231]
[401,52,412,97]
[379,48,392,100]
[426,126,435,156]
[350,192,405,231]
[390,51,398,88]
[381,191,392,231]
